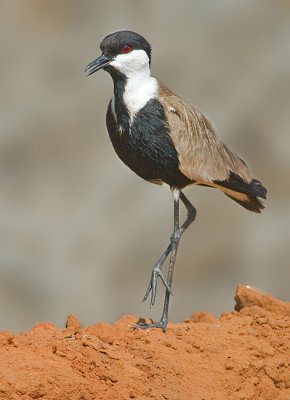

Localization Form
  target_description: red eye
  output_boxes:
[121,44,133,54]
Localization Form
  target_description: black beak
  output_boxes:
[85,54,111,76]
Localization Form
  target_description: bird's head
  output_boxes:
[85,30,152,80]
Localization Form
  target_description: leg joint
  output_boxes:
[170,229,181,244]
[187,204,197,223]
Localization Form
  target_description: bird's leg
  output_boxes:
[142,191,196,308]
[137,190,196,332]
[137,189,181,331]
[157,188,181,331]
[156,192,197,331]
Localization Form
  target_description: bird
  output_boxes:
[85,30,267,332]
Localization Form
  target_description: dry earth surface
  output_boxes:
[0,285,289,400]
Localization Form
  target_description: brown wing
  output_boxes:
[158,84,252,185]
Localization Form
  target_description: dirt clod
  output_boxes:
[65,314,81,330]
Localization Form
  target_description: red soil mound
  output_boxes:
[0,285,289,400]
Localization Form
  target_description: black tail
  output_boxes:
[214,172,267,213]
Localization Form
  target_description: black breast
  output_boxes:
[106,98,191,188]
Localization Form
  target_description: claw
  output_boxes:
[133,319,167,332]
[142,265,172,307]
[142,279,152,303]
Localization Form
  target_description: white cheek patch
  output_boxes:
[110,49,150,78]
[110,49,158,121]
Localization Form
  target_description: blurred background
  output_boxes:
[0,0,289,332]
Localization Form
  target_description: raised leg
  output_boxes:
[136,189,196,332]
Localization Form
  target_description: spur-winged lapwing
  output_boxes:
[85,30,267,332]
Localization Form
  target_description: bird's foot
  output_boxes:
[134,318,167,332]
[142,263,172,307]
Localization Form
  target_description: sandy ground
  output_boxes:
[0,285,289,400]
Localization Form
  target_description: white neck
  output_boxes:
[123,74,158,120]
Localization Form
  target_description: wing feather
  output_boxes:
[158,84,252,184]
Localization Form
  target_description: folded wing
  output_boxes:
[159,84,267,212]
